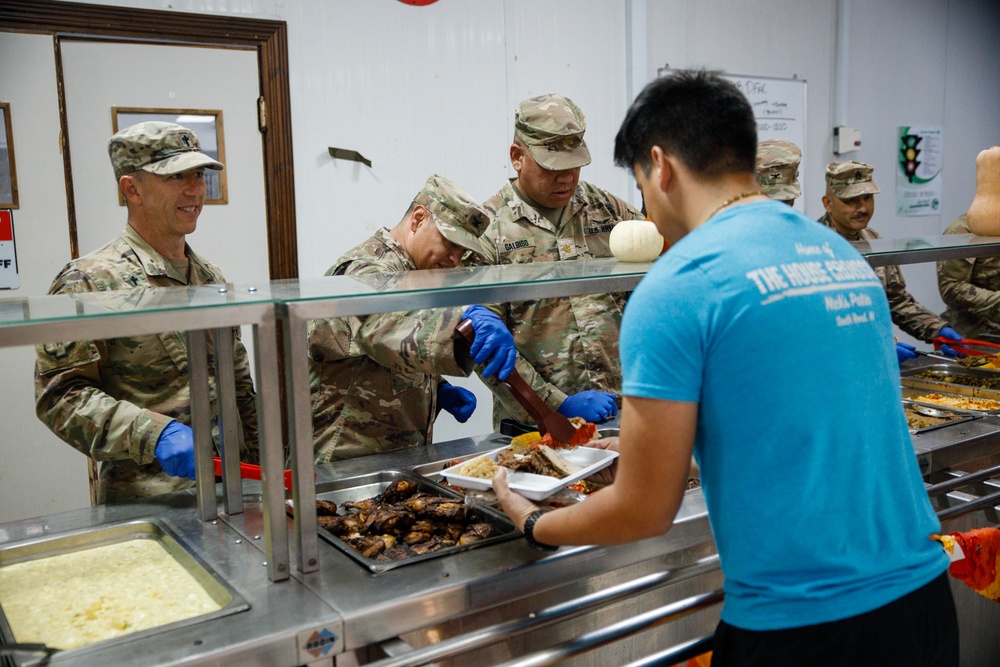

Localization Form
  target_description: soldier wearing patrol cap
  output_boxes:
[755,139,801,205]
[34,121,259,504]
[308,174,517,462]
[819,160,962,359]
[478,94,644,432]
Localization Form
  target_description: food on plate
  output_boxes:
[315,479,495,561]
[497,445,583,479]
[0,539,221,650]
[454,454,500,479]
[912,393,1000,411]
[509,417,598,453]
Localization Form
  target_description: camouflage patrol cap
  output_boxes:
[825,160,880,199]
[413,174,489,255]
[108,121,224,180]
[514,94,592,171]
[755,139,802,201]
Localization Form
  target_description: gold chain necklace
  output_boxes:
[707,190,764,220]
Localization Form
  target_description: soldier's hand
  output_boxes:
[438,381,476,423]
[463,305,517,380]
[154,421,196,480]
[558,391,619,423]
[937,326,963,357]
[895,342,917,364]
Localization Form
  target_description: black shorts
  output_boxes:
[711,571,959,667]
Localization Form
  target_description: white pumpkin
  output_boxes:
[609,219,664,263]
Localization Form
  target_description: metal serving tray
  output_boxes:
[0,519,248,665]
[303,471,517,574]
[900,386,1000,415]
[902,399,979,434]
[901,364,1000,398]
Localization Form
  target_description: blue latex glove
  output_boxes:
[937,326,963,357]
[437,381,476,423]
[558,391,619,423]
[154,421,196,480]
[896,341,917,364]
[463,305,517,380]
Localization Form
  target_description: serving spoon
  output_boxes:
[910,403,957,419]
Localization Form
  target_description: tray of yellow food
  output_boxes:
[0,519,247,657]
[901,387,1000,414]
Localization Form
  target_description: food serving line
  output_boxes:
[4,239,1000,664]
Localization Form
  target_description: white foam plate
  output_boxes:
[440,446,618,501]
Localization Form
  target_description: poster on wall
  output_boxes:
[0,209,19,290]
[896,125,943,217]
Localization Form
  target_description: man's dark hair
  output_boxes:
[614,69,757,179]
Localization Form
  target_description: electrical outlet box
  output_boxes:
[834,126,861,155]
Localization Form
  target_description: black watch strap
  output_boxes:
[523,510,558,551]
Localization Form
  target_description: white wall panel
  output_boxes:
[501,0,635,207]
[643,0,838,223]
[0,32,90,523]
[286,1,509,280]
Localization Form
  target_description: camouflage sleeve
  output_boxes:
[308,306,472,378]
[34,271,167,464]
[354,307,472,377]
[879,263,948,342]
[937,257,1000,322]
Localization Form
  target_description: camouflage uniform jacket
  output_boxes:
[479,180,643,426]
[938,215,1000,340]
[34,224,259,504]
[308,228,473,463]
[818,213,947,342]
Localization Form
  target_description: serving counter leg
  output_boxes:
[188,328,218,522]
[254,308,291,581]
[283,306,319,574]
[212,326,244,515]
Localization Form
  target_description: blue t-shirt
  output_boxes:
[620,200,947,630]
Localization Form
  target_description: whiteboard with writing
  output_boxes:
[657,69,808,206]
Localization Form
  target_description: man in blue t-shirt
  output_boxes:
[493,70,958,666]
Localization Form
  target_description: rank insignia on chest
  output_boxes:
[43,341,75,359]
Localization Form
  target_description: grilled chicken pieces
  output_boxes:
[318,479,494,561]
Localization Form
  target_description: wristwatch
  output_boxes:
[523,510,558,551]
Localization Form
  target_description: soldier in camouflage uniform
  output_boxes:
[938,214,1000,340]
[478,94,644,430]
[34,122,259,504]
[309,174,516,463]
[818,161,962,359]
[755,139,801,206]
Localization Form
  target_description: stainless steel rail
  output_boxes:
[854,234,1000,268]
[623,634,715,667]
[926,463,1000,497]
[494,588,725,667]
[937,489,1000,522]
[367,555,721,667]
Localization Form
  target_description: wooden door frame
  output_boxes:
[0,0,298,279]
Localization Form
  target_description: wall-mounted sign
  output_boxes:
[0,209,19,289]
[896,125,943,217]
